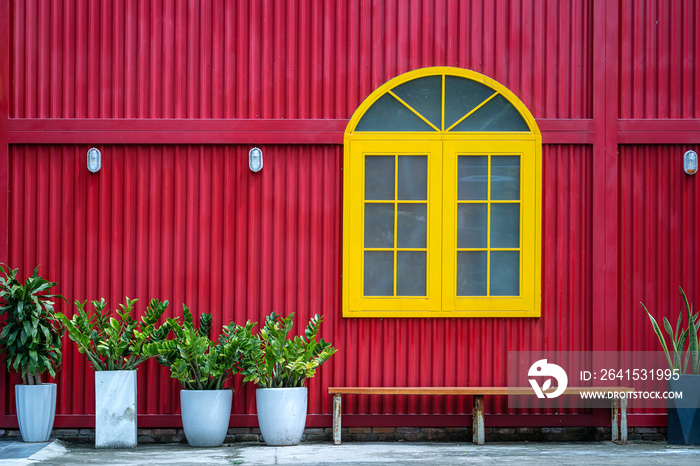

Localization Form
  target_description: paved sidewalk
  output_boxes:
[2,439,700,465]
[0,440,53,462]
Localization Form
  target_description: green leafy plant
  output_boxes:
[144,304,257,390]
[57,297,169,371]
[0,264,65,385]
[241,312,337,388]
[641,286,699,375]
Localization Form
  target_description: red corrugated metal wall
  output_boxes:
[1,0,698,429]
[2,142,592,424]
[10,0,592,120]
[5,143,343,422]
[620,144,700,353]
[619,0,699,119]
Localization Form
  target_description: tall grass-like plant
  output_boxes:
[241,312,337,388]
[57,297,169,371]
[641,287,700,375]
[0,265,65,385]
[144,304,257,390]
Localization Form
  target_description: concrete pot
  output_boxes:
[180,389,233,447]
[95,370,137,448]
[15,383,56,442]
[668,375,700,445]
[256,387,307,446]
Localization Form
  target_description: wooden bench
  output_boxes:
[328,387,635,445]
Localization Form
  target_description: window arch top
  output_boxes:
[348,67,539,135]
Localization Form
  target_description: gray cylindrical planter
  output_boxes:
[15,383,57,442]
[95,370,137,448]
[180,389,233,447]
[256,387,307,446]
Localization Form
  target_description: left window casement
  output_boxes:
[346,140,444,314]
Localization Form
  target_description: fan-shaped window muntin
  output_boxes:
[344,67,541,318]
[353,73,531,133]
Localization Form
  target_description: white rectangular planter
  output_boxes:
[95,370,137,448]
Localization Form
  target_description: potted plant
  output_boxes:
[0,265,65,442]
[241,312,337,446]
[57,297,169,448]
[143,305,256,447]
[642,286,700,445]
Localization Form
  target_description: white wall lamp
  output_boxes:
[87,147,102,173]
[684,150,697,175]
[249,147,263,173]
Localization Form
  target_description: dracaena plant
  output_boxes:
[241,312,337,388]
[641,286,700,375]
[0,264,65,385]
[143,304,257,390]
[57,297,169,371]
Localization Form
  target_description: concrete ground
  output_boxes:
[1,439,699,465]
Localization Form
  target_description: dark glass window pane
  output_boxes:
[490,251,520,296]
[452,94,529,132]
[391,76,442,129]
[457,204,487,248]
[457,251,487,296]
[365,156,394,200]
[491,156,520,200]
[458,156,488,200]
[365,203,394,248]
[444,76,497,129]
[398,156,427,200]
[397,204,426,248]
[356,93,435,132]
[396,252,426,296]
[364,252,394,296]
[490,204,520,248]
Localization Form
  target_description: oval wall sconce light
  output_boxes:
[249,147,263,173]
[87,147,102,173]
[684,150,697,175]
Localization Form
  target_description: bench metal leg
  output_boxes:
[333,394,342,445]
[611,397,628,445]
[612,398,619,442]
[620,397,628,444]
[472,395,485,445]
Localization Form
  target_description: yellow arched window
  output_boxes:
[343,67,541,318]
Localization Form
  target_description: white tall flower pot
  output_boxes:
[256,387,307,446]
[95,370,137,448]
[180,389,233,447]
[15,383,56,442]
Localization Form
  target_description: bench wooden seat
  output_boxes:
[328,386,635,445]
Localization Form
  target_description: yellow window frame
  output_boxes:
[343,67,542,318]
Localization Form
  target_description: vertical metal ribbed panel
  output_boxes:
[619,0,700,118]
[4,143,593,419]
[619,145,700,353]
[10,0,592,120]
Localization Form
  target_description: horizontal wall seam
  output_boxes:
[7,118,700,145]
[1,118,614,145]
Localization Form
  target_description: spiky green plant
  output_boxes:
[641,286,699,374]
[0,264,65,385]
[57,297,169,371]
[240,312,337,388]
[143,304,257,390]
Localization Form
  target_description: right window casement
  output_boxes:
[441,140,539,317]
